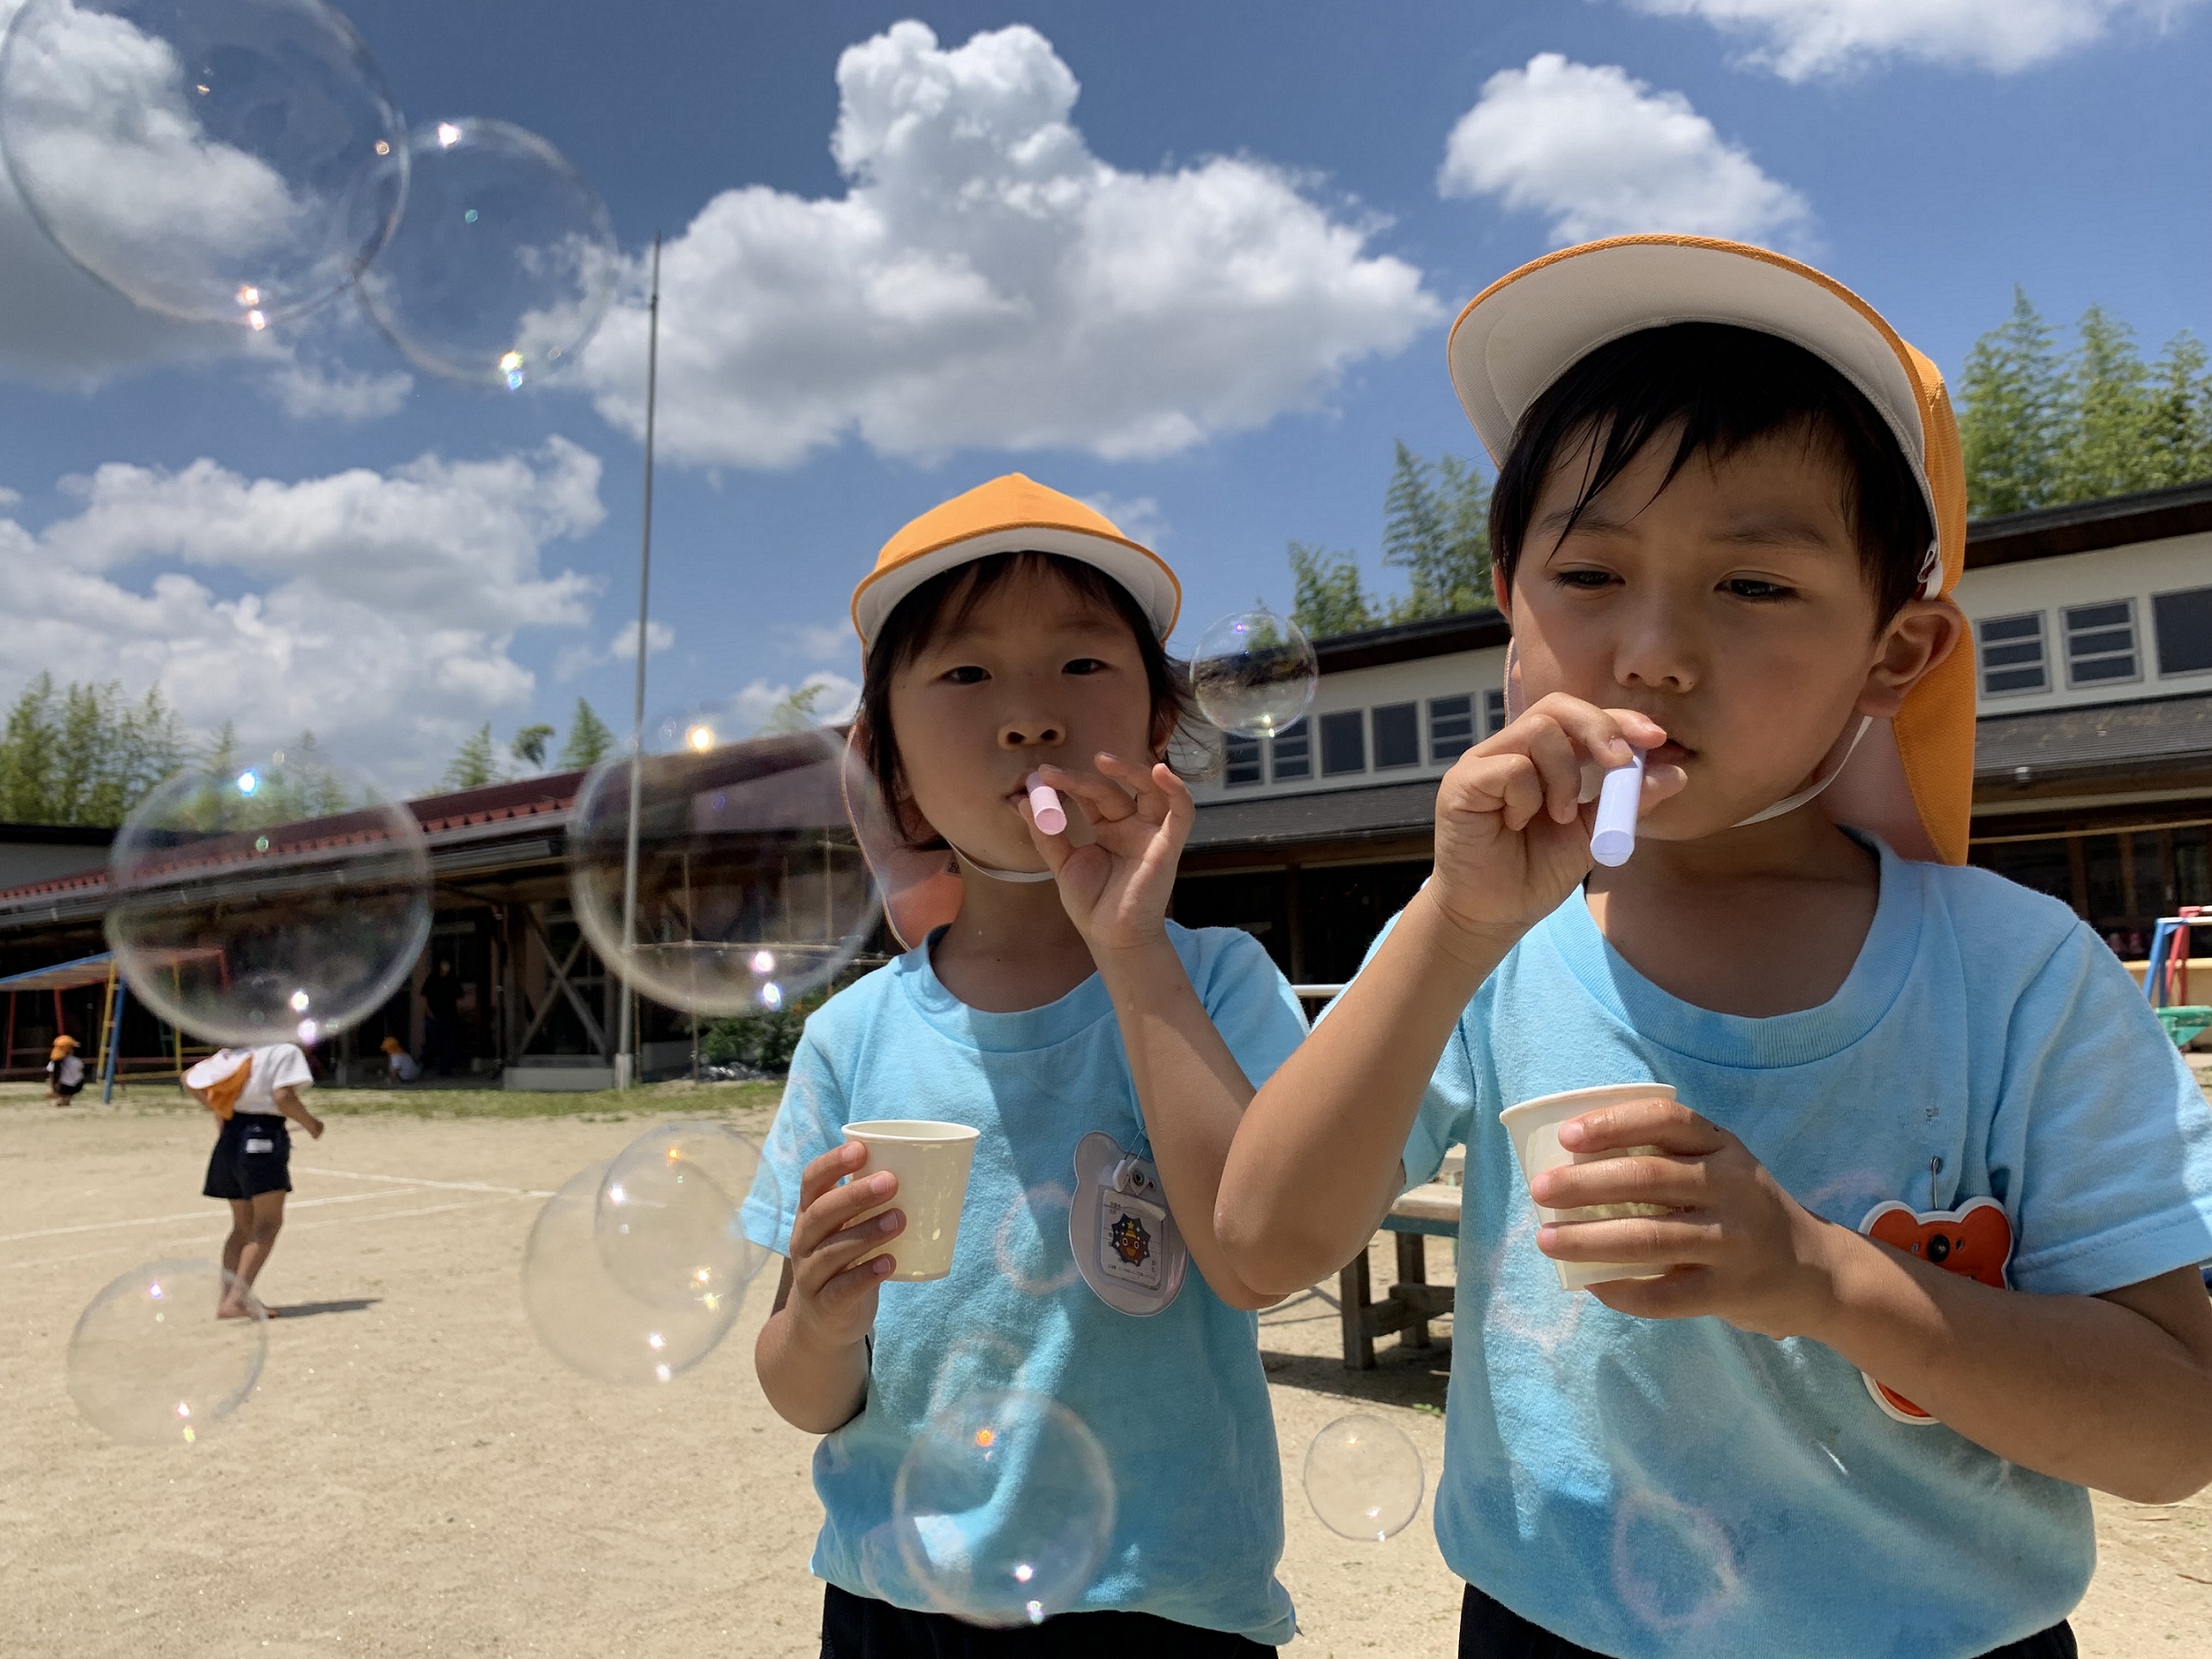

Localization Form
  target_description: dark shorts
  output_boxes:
[203,1113,292,1201]
[1458,1582,2077,1658]
[821,1584,1276,1658]
[51,1078,83,1097]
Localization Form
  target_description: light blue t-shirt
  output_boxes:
[1391,837,2212,1659]
[742,921,1306,1645]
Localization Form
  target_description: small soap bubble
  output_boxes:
[893,1391,1116,1627]
[354,115,616,389]
[0,0,405,325]
[594,1122,778,1310]
[1304,1412,1423,1541]
[522,1161,740,1386]
[567,721,882,1015]
[1190,608,1318,740]
[106,752,430,1046]
[67,1258,267,1445]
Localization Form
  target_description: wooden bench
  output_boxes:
[1340,1151,1464,1370]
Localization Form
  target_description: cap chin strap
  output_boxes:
[1731,715,1871,827]
[948,843,1056,883]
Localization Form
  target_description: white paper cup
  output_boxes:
[842,1120,981,1282]
[1498,1083,1676,1291]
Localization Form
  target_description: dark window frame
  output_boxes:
[2061,598,2140,690]
[1372,701,1420,770]
[1319,709,1366,776]
[1428,695,1475,763]
[1976,611,2049,698]
[1269,717,1311,781]
[2153,584,2212,679]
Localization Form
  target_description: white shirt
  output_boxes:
[186,1044,314,1114]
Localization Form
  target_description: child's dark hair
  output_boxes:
[857,552,1203,847]
[1489,323,1933,624]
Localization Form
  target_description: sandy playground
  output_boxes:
[2,1080,2208,1659]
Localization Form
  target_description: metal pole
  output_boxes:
[614,233,662,1090]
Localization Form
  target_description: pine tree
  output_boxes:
[440,724,503,791]
[1959,288,2067,517]
[2141,330,2212,490]
[510,723,555,769]
[763,683,829,735]
[1381,440,1492,618]
[2057,304,2158,502]
[556,699,615,770]
[1288,542,1376,638]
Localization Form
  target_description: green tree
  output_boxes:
[1381,440,1492,618]
[2055,304,2159,502]
[762,682,830,735]
[201,720,240,782]
[1288,542,1376,638]
[1960,287,2067,517]
[2139,330,2212,490]
[556,699,615,770]
[440,724,503,792]
[0,674,187,826]
[510,723,555,769]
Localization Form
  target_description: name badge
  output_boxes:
[244,1137,275,1154]
[1071,1131,1186,1316]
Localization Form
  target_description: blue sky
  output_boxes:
[3,0,2208,790]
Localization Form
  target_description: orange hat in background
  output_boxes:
[1446,234,1972,864]
[851,473,1180,653]
[50,1035,78,1057]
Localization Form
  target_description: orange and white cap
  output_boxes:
[852,473,1180,653]
[1447,234,1974,864]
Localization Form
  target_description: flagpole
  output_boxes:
[614,232,660,1090]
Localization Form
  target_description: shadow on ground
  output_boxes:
[267,1298,382,1321]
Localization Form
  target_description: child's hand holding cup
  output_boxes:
[1500,1084,1678,1290]
[840,1120,981,1281]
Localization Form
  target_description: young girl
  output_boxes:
[187,1041,325,1318]
[742,475,1304,1656]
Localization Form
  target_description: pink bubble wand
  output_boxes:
[1025,772,1067,836]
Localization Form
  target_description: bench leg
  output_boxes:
[1396,1231,1431,1350]
[1340,1249,1376,1370]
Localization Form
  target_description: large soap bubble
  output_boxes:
[354,116,615,389]
[0,0,405,326]
[567,722,882,1015]
[893,1391,1116,1626]
[594,1121,778,1310]
[1304,1412,1424,1541]
[522,1160,742,1385]
[1190,608,1317,740]
[67,1258,267,1445]
[105,752,430,1046]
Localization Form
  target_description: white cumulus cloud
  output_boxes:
[1438,54,1813,248]
[0,439,607,786]
[1620,0,2204,79]
[576,20,1438,468]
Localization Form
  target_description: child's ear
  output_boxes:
[1858,598,1965,719]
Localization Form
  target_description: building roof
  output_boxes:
[1965,479,2212,572]
[0,822,115,847]
[1187,778,1439,851]
[1972,690,2212,783]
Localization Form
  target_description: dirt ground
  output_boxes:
[3,1082,2208,1658]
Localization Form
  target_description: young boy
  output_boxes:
[1217,236,2212,1658]
[46,1034,84,1105]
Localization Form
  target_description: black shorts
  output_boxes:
[821,1585,1276,1658]
[203,1113,292,1201]
[1457,1583,2077,1658]
[51,1078,84,1097]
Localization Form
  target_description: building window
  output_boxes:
[1270,718,1310,781]
[2062,599,2140,687]
[2153,584,2212,677]
[1429,695,1475,762]
[1483,688,1508,735]
[1223,735,1263,787]
[1320,709,1365,776]
[1976,612,2048,696]
[1373,701,1419,770]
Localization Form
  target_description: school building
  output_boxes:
[1175,479,2212,984]
[2,481,2208,1082]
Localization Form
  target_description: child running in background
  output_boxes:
[45,1034,84,1106]
[187,1041,324,1318]
[1218,237,2212,1659]
[743,476,1304,1656]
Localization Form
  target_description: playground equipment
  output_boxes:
[0,949,218,1100]
[2144,908,2212,1050]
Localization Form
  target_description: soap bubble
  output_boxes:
[1304,1412,1423,1540]
[567,723,882,1015]
[893,1391,1116,1626]
[354,116,615,389]
[594,1122,777,1310]
[67,1259,267,1445]
[106,753,430,1046]
[522,1160,741,1385]
[1190,608,1317,740]
[0,0,405,326]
